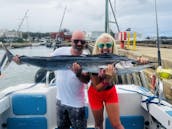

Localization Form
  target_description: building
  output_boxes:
[50,31,72,42]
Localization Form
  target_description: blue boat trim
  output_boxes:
[166,111,172,117]
[106,115,144,129]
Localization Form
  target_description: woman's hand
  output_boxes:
[99,64,115,77]
[105,64,115,76]
[98,64,115,85]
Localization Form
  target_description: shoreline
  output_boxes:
[0,42,33,49]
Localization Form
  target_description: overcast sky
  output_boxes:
[0,0,172,37]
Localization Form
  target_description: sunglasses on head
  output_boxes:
[98,42,113,48]
[73,39,86,45]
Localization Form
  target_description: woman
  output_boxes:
[88,33,124,129]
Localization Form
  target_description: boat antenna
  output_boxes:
[154,0,161,66]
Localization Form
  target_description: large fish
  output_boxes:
[0,44,154,75]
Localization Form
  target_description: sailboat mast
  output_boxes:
[105,0,109,33]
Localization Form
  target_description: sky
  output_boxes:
[0,0,172,38]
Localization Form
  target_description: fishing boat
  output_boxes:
[0,69,172,129]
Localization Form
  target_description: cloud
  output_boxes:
[0,0,171,37]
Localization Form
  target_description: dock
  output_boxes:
[118,46,172,68]
[0,43,32,49]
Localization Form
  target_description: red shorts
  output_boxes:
[88,85,119,110]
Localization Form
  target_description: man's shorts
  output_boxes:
[56,100,87,129]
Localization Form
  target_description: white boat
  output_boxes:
[0,70,172,129]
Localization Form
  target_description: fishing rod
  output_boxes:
[154,0,161,66]
[154,0,172,80]
[153,0,163,105]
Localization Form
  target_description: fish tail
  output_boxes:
[0,44,14,76]
[0,53,7,76]
[2,43,14,61]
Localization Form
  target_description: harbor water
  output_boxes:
[0,46,53,91]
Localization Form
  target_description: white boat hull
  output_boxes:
[0,83,172,129]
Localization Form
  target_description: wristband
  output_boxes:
[76,69,82,77]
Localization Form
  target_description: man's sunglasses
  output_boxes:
[98,42,113,48]
[73,39,86,45]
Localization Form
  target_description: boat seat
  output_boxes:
[105,115,144,129]
[7,94,48,129]
[12,94,47,115]
[7,91,92,129]
[6,85,57,129]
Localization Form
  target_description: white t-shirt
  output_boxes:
[51,47,85,107]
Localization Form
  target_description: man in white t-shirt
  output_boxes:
[51,30,90,129]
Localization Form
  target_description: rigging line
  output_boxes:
[0,72,49,101]
[119,87,172,108]
[54,6,67,50]
[0,83,37,101]
[17,9,29,33]
[58,6,67,33]
[108,0,120,32]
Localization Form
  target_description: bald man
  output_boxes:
[51,30,90,129]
